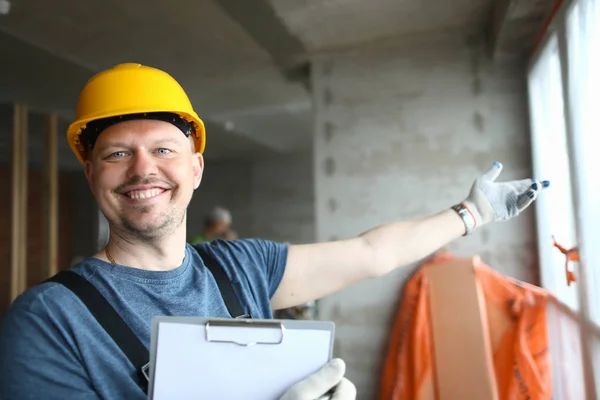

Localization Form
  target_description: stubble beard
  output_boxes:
[118,203,187,243]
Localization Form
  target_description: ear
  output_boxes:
[192,153,204,189]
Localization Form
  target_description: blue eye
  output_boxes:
[110,151,127,158]
[157,148,171,155]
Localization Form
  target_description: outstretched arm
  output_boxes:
[271,162,549,310]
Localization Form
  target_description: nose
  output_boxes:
[127,150,158,178]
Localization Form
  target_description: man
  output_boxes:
[190,206,234,244]
[0,63,549,400]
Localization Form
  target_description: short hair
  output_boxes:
[204,207,232,225]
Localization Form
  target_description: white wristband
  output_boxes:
[451,203,477,236]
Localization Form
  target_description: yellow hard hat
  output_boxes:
[67,63,206,164]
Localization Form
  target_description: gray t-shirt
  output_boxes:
[0,239,288,400]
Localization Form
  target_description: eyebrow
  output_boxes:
[94,142,129,152]
[153,138,187,147]
[96,138,186,151]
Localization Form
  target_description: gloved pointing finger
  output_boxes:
[517,189,536,212]
[517,179,549,212]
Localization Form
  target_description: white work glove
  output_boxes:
[462,161,549,229]
[279,358,357,400]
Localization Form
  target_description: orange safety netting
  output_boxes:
[379,252,552,400]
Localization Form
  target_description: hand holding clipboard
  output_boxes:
[279,358,356,399]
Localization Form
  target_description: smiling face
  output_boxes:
[84,119,203,242]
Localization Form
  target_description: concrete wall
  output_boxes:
[187,151,315,244]
[251,151,315,244]
[312,33,537,398]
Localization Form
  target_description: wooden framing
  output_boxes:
[42,113,59,278]
[10,104,28,302]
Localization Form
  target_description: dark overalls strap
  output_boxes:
[45,270,151,390]
[44,248,246,392]
[196,246,246,318]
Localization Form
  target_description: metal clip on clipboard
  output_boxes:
[205,319,285,347]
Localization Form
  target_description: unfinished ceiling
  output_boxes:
[0,0,311,167]
[269,0,495,51]
[0,0,556,168]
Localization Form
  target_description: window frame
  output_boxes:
[526,0,600,397]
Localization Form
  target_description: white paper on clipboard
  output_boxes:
[147,316,335,400]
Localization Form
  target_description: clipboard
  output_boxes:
[147,316,335,400]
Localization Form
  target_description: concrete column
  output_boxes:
[311,33,537,397]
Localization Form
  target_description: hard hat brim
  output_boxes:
[67,108,206,165]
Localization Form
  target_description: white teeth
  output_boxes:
[127,189,163,200]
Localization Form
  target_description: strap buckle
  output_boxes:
[141,362,151,382]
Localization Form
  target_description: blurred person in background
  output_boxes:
[190,206,234,244]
